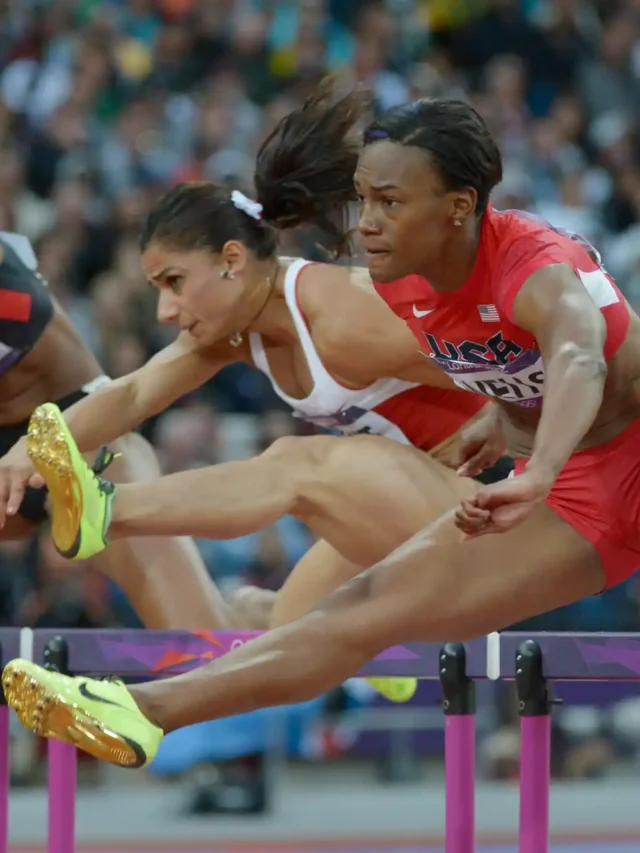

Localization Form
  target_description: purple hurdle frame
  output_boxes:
[12,628,639,852]
[31,629,488,853]
[500,630,640,853]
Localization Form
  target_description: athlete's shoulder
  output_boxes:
[482,207,616,320]
[295,258,386,320]
[486,206,596,269]
[292,258,347,316]
[294,260,424,374]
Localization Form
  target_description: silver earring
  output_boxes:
[453,220,462,227]
[220,269,235,279]
[229,332,243,347]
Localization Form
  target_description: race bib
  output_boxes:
[437,349,544,408]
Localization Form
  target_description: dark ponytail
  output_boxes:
[254,78,371,253]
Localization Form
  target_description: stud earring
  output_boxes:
[453,220,462,227]
[220,269,235,279]
[229,332,243,347]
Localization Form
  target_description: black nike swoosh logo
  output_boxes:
[78,682,125,707]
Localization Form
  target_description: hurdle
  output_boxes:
[0,629,20,853]
[1,629,639,853]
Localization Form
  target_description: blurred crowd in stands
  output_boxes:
[5,0,640,806]
[0,0,640,654]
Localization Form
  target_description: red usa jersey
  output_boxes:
[373,207,630,409]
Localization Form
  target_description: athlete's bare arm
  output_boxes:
[60,333,240,453]
[298,263,457,389]
[2,333,238,463]
[455,263,608,539]
[510,263,607,482]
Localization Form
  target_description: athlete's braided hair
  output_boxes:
[364,99,503,215]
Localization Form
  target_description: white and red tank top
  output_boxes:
[249,259,484,450]
[373,206,629,409]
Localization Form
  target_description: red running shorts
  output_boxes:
[514,416,640,590]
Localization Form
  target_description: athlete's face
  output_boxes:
[355,140,470,284]
[143,242,246,346]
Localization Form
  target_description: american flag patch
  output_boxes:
[478,304,499,322]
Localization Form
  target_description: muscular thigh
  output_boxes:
[361,503,606,648]
[296,435,479,566]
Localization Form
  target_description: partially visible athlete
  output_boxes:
[0,231,236,631]
[10,87,628,769]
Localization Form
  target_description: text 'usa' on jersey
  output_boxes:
[0,233,53,375]
[372,207,629,409]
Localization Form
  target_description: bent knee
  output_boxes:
[262,434,402,497]
[108,433,161,483]
[262,434,339,467]
[259,435,345,512]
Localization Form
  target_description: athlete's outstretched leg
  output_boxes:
[124,503,604,734]
[85,433,239,630]
[105,437,302,542]
[1,501,605,767]
[55,431,479,565]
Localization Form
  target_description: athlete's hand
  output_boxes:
[0,438,43,528]
[456,406,506,477]
[454,498,492,537]
[455,468,554,538]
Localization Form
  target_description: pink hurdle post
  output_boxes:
[0,703,9,853]
[440,643,475,853]
[44,637,77,853]
[516,639,552,853]
[48,740,77,853]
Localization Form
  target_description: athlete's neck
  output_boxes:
[418,217,481,293]
[247,260,299,344]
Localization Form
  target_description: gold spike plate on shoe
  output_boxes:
[2,663,139,767]
[26,405,82,556]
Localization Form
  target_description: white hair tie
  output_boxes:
[231,190,263,221]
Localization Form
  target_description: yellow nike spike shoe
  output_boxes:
[365,677,418,703]
[26,403,117,560]
[2,659,163,768]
